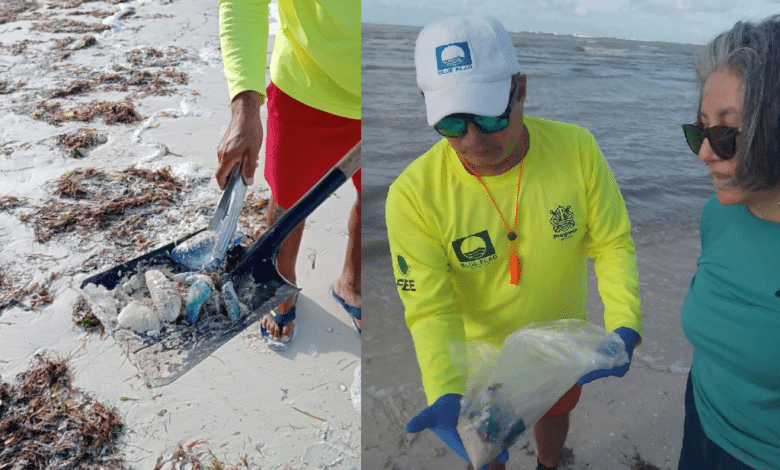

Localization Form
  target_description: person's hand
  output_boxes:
[216,90,263,190]
[578,327,640,386]
[406,394,508,469]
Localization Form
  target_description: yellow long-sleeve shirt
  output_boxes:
[218,0,360,119]
[386,116,642,405]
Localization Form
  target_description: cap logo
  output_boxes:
[435,42,473,75]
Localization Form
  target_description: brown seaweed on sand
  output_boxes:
[55,167,107,198]
[21,167,183,243]
[125,46,189,68]
[73,34,97,49]
[7,271,55,304]
[50,0,129,8]
[152,443,257,470]
[0,0,40,24]
[0,80,25,95]
[42,65,187,100]
[56,129,105,158]
[52,35,98,59]
[0,279,54,312]
[0,196,25,211]
[66,8,114,19]
[9,39,41,56]
[72,295,102,329]
[32,99,142,125]
[0,354,126,469]
[31,18,111,34]
[48,79,94,99]
[52,36,76,50]
[126,69,188,95]
[0,268,8,292]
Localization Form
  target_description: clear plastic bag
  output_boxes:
[451,319,629,469]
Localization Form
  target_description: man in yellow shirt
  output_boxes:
[386,17,642,470]
[215,0,361,349]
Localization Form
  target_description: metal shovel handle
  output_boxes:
[227,141,361,279]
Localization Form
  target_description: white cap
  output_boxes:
[415,16,521,126]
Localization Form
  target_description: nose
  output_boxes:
[697,135,718,163]
[458,122,488,147]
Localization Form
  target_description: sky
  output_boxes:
[362,0,780,44]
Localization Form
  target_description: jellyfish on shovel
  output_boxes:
[170,164,247,325]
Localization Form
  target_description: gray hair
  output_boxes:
[694,14,780,189]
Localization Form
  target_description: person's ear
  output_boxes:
[517,74,527,104]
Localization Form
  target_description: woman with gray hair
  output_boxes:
[678,14,780,470]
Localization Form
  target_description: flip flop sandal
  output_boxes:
[260,295,298,350]
[331,287,361,334]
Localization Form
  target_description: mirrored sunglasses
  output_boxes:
[434,83,518,138]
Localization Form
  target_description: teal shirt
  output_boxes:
[681,196,780,470]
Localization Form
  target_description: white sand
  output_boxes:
[0,1,360,468]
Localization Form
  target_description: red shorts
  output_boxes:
[264,82,361,209]
[544,384,582,416]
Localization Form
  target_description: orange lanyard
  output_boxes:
[460,131,527,285]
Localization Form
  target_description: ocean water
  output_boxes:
[362,23,708,385]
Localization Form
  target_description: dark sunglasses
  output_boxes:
[681,123,741,160]
[434,82,519,138]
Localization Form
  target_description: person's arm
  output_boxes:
[215,0,271,189]
[581,132,642,340]
[385,175,466,405]
[388,173,509,468]
[575,131,641,385]
[218,0,270,103]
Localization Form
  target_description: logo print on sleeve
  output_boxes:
[396,254,416,292]
[550,205,578,240]
[435,42,473,75]
[452,230,498,268]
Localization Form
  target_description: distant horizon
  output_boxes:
[361,21,705,47]
[362,1,780,46]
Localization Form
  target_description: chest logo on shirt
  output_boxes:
[435,42,473,75]
[550,205,578,240]
[452,230,498,269]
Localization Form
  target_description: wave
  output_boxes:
[575,45,631,57]
[361,64,416,72]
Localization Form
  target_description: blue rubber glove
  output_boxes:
[406,393,509,469]
[578,327,640,386]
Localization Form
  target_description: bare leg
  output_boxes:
[332,194,361,329]
[260,198,303,339]
[534,413,569,468]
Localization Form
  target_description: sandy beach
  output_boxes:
[0,1,360,468]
